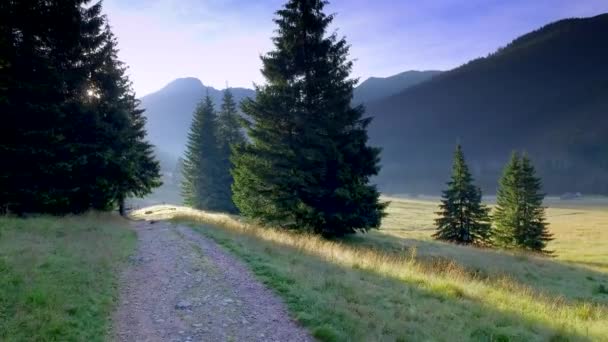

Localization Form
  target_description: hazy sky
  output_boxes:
[103,0,608,96]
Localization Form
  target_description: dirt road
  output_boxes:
[113,220,312,342]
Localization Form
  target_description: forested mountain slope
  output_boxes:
[367,14,608,194]
[353,70,441,104]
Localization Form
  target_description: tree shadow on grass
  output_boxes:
[344,233,608,306]
[182,221,603,342]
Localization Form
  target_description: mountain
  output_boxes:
[140,78,255,156]
[141,71,434,158]
[353,70,441,104]
[367,14,608,195]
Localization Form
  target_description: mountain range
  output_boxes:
[140,13,608,195]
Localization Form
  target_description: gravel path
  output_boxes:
[113,220,312,342]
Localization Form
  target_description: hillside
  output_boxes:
[367,14,608,194]
[140,78,255,156]
[353,70,441,104]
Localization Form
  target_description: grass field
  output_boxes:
[0,214,135,341]
[134,198,608,342]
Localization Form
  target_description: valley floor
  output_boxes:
[133,201,608,341]
[1,198,606,341]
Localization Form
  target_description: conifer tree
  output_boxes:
[82,25,162,214]
[492,153,522,247]
[493,153,552,252]
[433,145,491,245]
[0,1,161,214]
[0,0,104,214]
[232,0,386,236]
[216,88,245,213]
[181,94,222,210]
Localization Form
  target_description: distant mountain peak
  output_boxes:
[159,77,204,94]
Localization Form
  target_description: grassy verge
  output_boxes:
[135,206,607,341]
[0,214,136,341]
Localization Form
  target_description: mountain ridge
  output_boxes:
[367,13,608,194]
[141,69,436,157]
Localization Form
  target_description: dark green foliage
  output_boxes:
[433,145,491,245]
[492,154,522,247]
[493,153,553,252]
[0,0,160,214]
[232,0,386,236]
[181,95,222,210]
[216,88,245,213]
[367,14,608,195]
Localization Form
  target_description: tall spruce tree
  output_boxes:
[232,0,386,236]
[181,94,222,210]
[433,145,491,245]
[89,27,161,215]
[216,88,245,213]
[493,153,552,252]
[0,0,101,214]
[0,1,161,214]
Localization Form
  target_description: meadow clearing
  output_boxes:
[134,197,608,341]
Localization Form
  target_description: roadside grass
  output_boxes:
[352,197,608,304]
[0,214,136,342]
[133,205,607,341]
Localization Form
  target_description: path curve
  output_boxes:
[113,220,312,342]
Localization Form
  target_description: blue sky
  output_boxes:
[103,0,608,96]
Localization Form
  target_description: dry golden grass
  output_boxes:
[378,196,608,272]
[132,202,608,341]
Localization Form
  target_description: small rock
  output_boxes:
[192,323,203,328]
[175,300,192,310]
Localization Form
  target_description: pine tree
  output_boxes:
[493,153,522,247]
[433,145,491,245]
[181,94,222,210]
[232,0,386,236]
[216,88,245,213]
[0,0,100,214]
[87,26,162,215]
[493,153,552,252]
[0,1,161,214]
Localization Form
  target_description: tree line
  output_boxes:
[434,145,553,253]
[0,0,161,215]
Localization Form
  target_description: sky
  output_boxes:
[103,0,608,97]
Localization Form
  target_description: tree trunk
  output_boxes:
[118,197,126,217]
